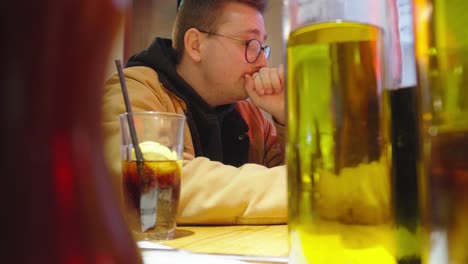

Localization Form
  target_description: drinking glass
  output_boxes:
[120,112,185,241]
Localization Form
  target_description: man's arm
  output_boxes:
[178,157,287,225]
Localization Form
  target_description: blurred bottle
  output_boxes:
[284,0,395,263]
[387,1,422,264]
[413,0,468,264]
[1,0,142,263]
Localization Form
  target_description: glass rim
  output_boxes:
[119,111,186,121]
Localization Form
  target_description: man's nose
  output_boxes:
[254,50,268,68]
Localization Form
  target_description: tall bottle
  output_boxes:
[387,1,422,263]
[1,0,142,263]
[413,0,468,264]
[284,0,396,263]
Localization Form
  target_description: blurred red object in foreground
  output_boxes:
[1,0,142,263]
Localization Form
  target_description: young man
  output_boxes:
[102,0,287,224]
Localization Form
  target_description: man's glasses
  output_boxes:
[197,28,271,64]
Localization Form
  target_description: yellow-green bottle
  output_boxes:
[413,0,468,263]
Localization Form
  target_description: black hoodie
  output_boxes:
[126,37,250,167]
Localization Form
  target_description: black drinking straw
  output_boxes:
[115,60,145,175]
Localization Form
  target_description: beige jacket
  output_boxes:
[102,66,287,224]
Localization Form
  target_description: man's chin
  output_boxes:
[217,94,248,106]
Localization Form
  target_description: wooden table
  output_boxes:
[161,225,289,257]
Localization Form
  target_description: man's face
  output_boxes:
[199,2,268,106]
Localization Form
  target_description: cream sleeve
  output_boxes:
[177,157,287,225]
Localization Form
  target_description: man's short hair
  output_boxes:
[172,0,268,63]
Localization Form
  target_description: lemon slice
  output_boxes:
[131,141,177,161]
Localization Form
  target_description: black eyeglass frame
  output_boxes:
[196,28,271,63]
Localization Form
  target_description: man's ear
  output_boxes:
[184,28,203,62]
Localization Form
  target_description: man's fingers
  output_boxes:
[257,68,272,94]
[245,74,255,92]
[253,72,265,95]
[268,68,282,93]
[253,66,284,95]
[278,64,285,88]
[278,64,284,80]
[245,74,261,100]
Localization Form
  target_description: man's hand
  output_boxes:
[244,64,285,125]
